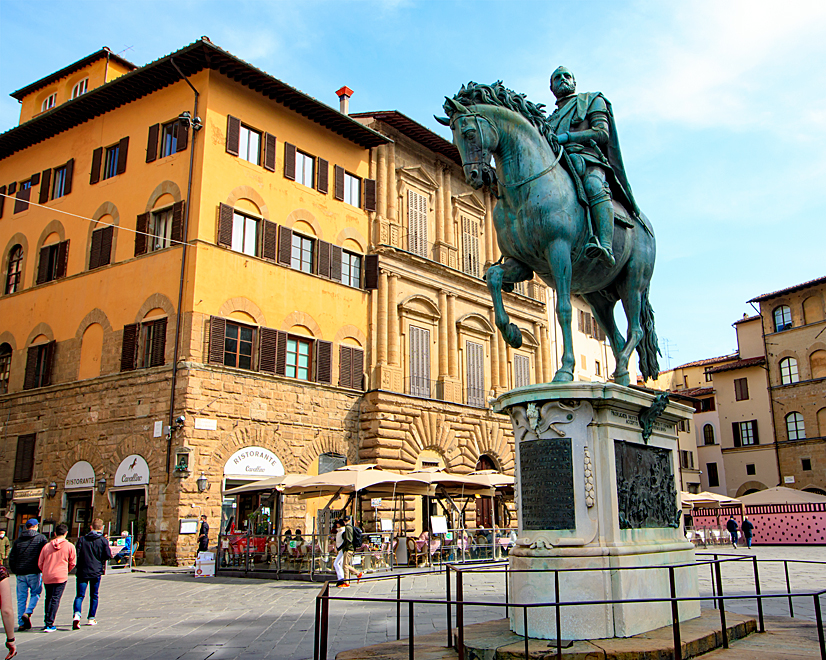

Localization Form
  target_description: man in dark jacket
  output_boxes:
[72,518,112,629]
[741,517,755,549]
[8,518,47,630]
[726,516,739,549]
[198,515,209,553]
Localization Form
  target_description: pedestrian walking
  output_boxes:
[0,531,10,567]
[340,516,362,587]
[38,523,76,632]
[7,519,47,632]
[726,515,739,549]
[741,517,755,549]
[0,562,17,658]
[72,518,112,629]
[197,515,209,553]
[332,521,345,587]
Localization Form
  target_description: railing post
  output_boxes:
[814,593,826,660]
[505,567,509,619]
[457,570,465,660]
[785,560,795,617]
[669,566,682,660]
[710,560,717,609]
[396,573,401,641]
[313,594,320,660]
[320,583,330,660]
[752,556,764,632]
[409,601,415,660]
[714,559,728,648]
[555,570,562,660]
[523,606,529,660]
[446,565,452,648]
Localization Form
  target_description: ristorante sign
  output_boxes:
[65,461,95,490]
[224,446,285,478]
[114,454,150,487]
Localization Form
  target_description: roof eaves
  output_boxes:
[748,275,826,303]
[352,110,460,164]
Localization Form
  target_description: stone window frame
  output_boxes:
[456,313,495,407]
[453,192,486,278]
[398,166,438,259]
[399,295,440,399]
[785,411,806,441]
[779,357,800,385]
[773,304,793,332]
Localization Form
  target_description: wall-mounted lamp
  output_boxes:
[47,482,58,498]
[196,473,209,493]
[5,487,14,501]
[97,477,107,495]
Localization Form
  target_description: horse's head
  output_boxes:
[436,97,498,190]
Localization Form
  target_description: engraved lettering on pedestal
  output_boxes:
[519,437,575,530]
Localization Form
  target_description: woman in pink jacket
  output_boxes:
[37,524,76,632]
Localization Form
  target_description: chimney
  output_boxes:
[336,86,354,115]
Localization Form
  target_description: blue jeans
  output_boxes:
[16,574,43,625]
[73,576,101,619]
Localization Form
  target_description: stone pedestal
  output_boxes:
[493,382,700,640]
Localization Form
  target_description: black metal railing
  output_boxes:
[313,554,826,660]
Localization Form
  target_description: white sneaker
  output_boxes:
[86,618,97,626]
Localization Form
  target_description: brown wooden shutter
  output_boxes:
[275,331,288,376]
[7,183,16,195]
[284,143,296,180]
[30,172,40,187]
[99,224,113,267]
[334,165,345,201]
[217,203,234,248]
[89,228,103,270]
[90,147,103,184]
[339,345,352,388]
[116,136,129,175]
[317,241,331,278]
[63,158,74,195]
[120,323,139,371]
[263,133,276,171]
[36,246,50,284]
[277,226,293,266]
[150,317,167,367]
[364,178,377,212]
[14,434,37,482]
[317,158,329,194]
[262,221,278,261]
[23,346,39,389]
[55,240,69,279]
[259,327,279,374]
[226,116,240,155]
[752,420,759,445]
[176,121,188,153]
[14,185,31,213]
[146,123,159,162]
[330,245,342,282]
[171,201,184,244]
[364,254,379,289]
[39,169,52,204]
[351,347,364,390]
[732,422,741,448]
[316,340,333,384]
[208,316,227,365]
[40,341,55,387]
[0,185,5,218]
[135,213,149,256]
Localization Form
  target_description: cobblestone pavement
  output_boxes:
[10,545,826,660]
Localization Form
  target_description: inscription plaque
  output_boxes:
[615,440,680,529]
[519,437,575,530]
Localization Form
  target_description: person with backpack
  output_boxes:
[72,518,112,629]
[340,516,362,586]
[38,523,76,632]
[7,519,47,631]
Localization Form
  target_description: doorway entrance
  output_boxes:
[474,455,497,529]
[13,503,40,540]
[114,489,146,550]
[66,493,93,540]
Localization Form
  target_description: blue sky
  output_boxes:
[2,0,824,368]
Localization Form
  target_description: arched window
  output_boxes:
[779,357,799,385]
[70,78,88,99]
[0,343,11,394]
[703,424,715,445]
[785,412,806,441]
[810,350,826,380]
[5,245,23,294]
[773,305,793,332]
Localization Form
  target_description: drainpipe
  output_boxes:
[750,302,783,486]
[166,57,200,482]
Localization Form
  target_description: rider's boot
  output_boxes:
[584,198,615,268]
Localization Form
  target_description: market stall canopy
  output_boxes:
[468,470,516,490]
[406,468,495,497]
[737,486,826,506]
[223,474,309,495]
[283,465,435,499]
[680,491,741,508]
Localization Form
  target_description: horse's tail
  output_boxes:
[636,286,661,381]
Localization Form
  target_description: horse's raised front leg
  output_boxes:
[547,240,575,382]
[485,257,533,349]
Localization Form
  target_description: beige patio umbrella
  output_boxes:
[680,491,741,508]
[467,470,516,490]
[406,468,496,497]
[223,474,309,496]
[283,465,434,499]
[737,486,826,506]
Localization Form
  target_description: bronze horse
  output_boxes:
[437,82,659,386]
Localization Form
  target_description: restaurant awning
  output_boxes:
[283,465,434,499]
[405,468,495,497]
[223,474,309,495]
[680,491,741,509]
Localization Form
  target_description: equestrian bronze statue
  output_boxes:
[436,73,660,386]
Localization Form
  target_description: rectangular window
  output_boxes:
[594,360,601,377]
[223,322,254,370]
[466,341,485,407]
[160,121,180,158]
[338,345,364,390]
[736,420,758,446]
[291,233,314,273]
[150,208,174,252]
[514,354,530,388]
[462,216,480,277]
[52,165,67,199]
[706,462,719,488]
[138,319,167,368]
[343,172,361,207]
[407,190,428,257]
[286,336,312,381]
[746,463,756,475]
[680,450,694,469]
[704,368,713,382]
[103,144,120,180]
[231,211,260,257]
[699,397,716,412]
[734,377,749,401]
[802,458,812,471]
[23,342,54,389]
[0,348,10,394]
[409,326,431,398]
[88,225,114,270]
[341,251,361,288]
[238,125,261,165]
[14,180,32,214]
[37,242,68,284]
[14,434,37,482]
[295,151,315,188]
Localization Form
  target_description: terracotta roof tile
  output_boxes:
[748,275,826,303]
[707,356,766,374]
